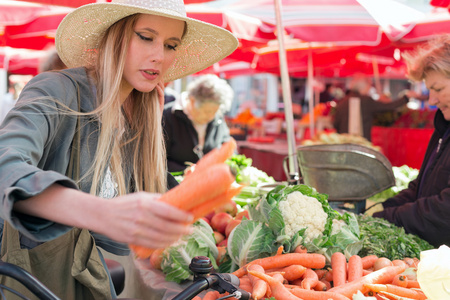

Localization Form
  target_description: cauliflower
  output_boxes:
[278,191,328,243]
[331,218,347,236]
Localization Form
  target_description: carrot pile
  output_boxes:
[129,138,242,259]
[198,247,427,300]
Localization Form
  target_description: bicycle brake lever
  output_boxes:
[209,273,250,300]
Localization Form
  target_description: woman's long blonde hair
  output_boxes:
[87,14,167,195]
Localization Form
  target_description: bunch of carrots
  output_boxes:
[129,138,243,259]
[195,246,427,300]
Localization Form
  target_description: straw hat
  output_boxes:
[56,0,238,82]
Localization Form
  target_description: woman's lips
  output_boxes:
[141,69,159,80]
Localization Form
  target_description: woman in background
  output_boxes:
[373,35,450,248]
[163,74,234,172]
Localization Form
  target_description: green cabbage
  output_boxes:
[161,219,218,283]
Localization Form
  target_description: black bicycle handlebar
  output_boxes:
[172,256,251,300]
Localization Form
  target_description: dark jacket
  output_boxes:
[333,92,408,141]
[162,102,231,172]
[373,109,450,247]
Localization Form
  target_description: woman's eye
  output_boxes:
[167,44,178,51]
[135,32,152,41]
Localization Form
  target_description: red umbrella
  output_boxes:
[187,0,424,46]
[0,1,73,50]
[0,47,47,75]
[14,0,209,8]
[398,7,450,43]
[430,0,449,8]
[185,0,428,179]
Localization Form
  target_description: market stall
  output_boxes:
[236,139,289,182]
[120,140,444,299]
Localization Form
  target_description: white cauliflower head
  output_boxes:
[278,191,328,243]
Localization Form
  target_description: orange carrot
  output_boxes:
[301,268,319,290]
[192,296,201,300]
[320,278,332,291]
[362,255,379,269]
[267,265,306,282]
[247,264,268,300]
[314,280,328,291]
[238,276,251,286]
[281,265,307,282]
[392,260,407,270]
[294,245,308,254]
[288,286,352,300]
[328,265,406,298]
[129,244,155,259]
[265,274,284,299]
[391,274,408,288]
[347,255,363,282]
[272,273,287,284]
[364,283,427,300]
[406,280,420,289]
[248,270,303,300]
[324,269,333,282]
[276,245,284,255]
[161,163,235,211]
[232,253,326,278]
[363,269,373,276]
[130,163,235,258]
[314,269,328,280]
[190,186,243,220]
[203,290,220,300]
[377,290,418,300]
[191,138,237,174]
[238,284,253,294]
[289,278,303,287]
[331,252,347,287]
[149,248,165,270]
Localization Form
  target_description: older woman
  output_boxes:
[163,74,234,172]
[373,35,450,248]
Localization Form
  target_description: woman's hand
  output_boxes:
[13,185,193,250]
[96,192,194,249]
[156,81,165,114]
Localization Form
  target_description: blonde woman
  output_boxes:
[0,0,238,298]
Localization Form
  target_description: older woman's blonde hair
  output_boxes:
[403,34,450,82]
[87,14,167,195]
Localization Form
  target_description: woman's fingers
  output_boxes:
[100,192,194,249]
[156,81,165,113]
[149,199,194,223]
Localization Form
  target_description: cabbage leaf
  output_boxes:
[226,219,276,269]
[161,219,218,283]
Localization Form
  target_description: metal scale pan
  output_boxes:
[297,143,395,202]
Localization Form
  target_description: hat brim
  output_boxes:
[56,3,238,82]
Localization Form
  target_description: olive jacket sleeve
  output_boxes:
[0,68,95,242]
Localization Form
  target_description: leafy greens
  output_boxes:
[221,184,363,273]
[161,219,218,283]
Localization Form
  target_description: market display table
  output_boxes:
[237,139,290,181]
[371,126,434,169]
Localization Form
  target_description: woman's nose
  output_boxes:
[428,92,438,106]
[151,44,164,63]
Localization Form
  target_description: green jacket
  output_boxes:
[0,68,130,254]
